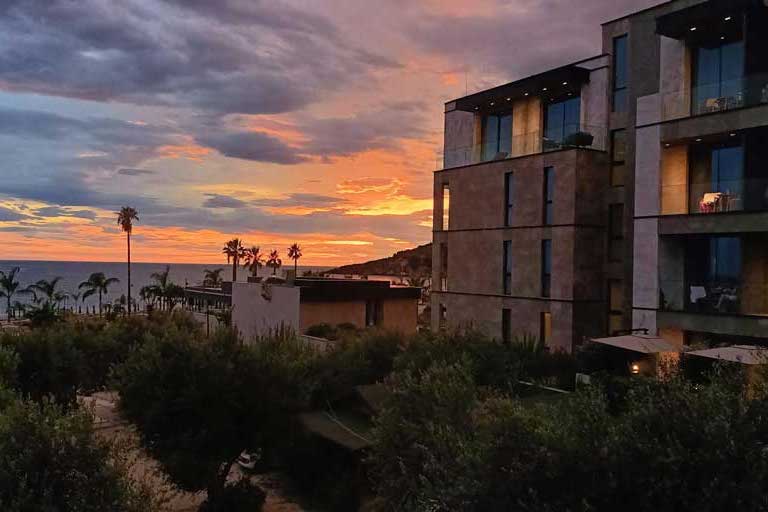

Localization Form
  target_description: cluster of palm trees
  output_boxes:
[139,266,185,311]
[220,239,302,282]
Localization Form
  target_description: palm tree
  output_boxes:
[145,265,177,310]
[117,206,139,314]
[78,272,120,315]
[266,250,282,276]
[26,278,67,305]
[0,267,21,322]
[287,243,302,274]
[203,268,224,288]
[242,246,264,278]
[222,238,246,282]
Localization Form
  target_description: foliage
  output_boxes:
[203,268,225,287]
[199,478,266,511]
[222,238,247,281]
[0,397,154,512]
[0,266,22,321]
[114,328,317,504]
[267,249,282,275]
[243,246,264,278]
[79,271,120,314]
[369,359,768,512]
[288,243,302,271]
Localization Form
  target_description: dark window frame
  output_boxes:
[608,203,624,263]
[612,35,628,113]
[543,167,554,225]
[504,171,514,226]
[502,308,511,344]
[503,240,512,295]
[607,279,624,335]
[541,239,552,298]
[481,112,513,160]
[610,129,627,187]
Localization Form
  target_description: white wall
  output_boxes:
[231,282,300,342]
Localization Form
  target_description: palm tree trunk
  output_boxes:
[98,290,102,316]
[294,259,298,274]
[6,296,11,323]
[232,258,237,282]
[127,231,132,315]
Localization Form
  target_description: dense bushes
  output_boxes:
[368,358,768,512]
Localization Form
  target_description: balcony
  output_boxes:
[662,74,768,121]
[437,124,606,171]
[660,279,768,317]
[661,178,768,216]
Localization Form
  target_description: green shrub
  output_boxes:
[199,479,266,512]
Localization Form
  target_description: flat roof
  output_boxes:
[686,345,768,365]
[447,59,597,112]
[295,277,421,302]
[591,335,680,354]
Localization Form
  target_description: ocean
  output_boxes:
[0,260,330,315]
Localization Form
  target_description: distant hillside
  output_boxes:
[326,243,431,277]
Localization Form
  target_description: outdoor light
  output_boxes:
[562,81,568,85]
[474,106,479,110]
[730,133,737,137]
[542,87,548,91]
[725,16,732,21]
[665,143,671,147]
[696,138,702,142]
[506,97,511,101]
[631,363,640,375]
[490,102,495,106]
[690,26,697,31]
[524,92,529,96]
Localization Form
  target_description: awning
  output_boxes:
[655,0,761,40]
[591,335,680,354]
[298,411,372,451]
[686,345,768,365]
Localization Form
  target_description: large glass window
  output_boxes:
[689,142,744,213]
[610,130,627,186]
[709,237,742,282]
[503,240,512,295]
[544,97,580,149]
[613,35,628,113]
[685,236,742,314]
[543,167,554,225]
[541,239,552,297]
[693,39,745,114]
[504,172,514,226]
[482,113,513,161]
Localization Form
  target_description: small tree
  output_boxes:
[203,268,224,288]
[79,272,120,315]
[0,267,21,322]
[243,246,264,278]
[287,243,302,274]
[266,250,282,275]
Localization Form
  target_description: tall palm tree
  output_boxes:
[242,246,264,278]
[287,243,302,274]
[117,206,139,314]
[222,238,246,282]
[78,272,120,315]
[0,267,21,322]
[266,250,282,276]
[203,268,224,288]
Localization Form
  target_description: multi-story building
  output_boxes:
[432,0,768,351]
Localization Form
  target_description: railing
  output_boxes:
[661,73,768,121]
[659,279,768,316]
[437,124,607,171]
[660,178,768,215]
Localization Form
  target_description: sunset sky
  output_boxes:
[0,0,657,266]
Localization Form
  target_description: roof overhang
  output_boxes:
[591,335,680,354]
[686,345,768,365]
[655,0,762,40]
[451,65,590,113]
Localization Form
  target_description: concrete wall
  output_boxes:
[381,298,418,334]
[232,282,300,341]
[581,65,610,132]
[511,96,542,157]
[443,105,476,168]
[659,36,691,121]
[634,123,661,217]
[742,236,768,315]
[660,144,688,214]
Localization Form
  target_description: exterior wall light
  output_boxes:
[725,16,732,21]
[631,363,640,375]
[690,26,697,31]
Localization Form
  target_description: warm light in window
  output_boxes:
[631,363,640,375]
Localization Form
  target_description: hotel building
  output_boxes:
[432,0,768,350]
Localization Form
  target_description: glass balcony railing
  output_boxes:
[660,179,768,215]
[662,74,768,121]
[437,124,607,171]
[660,279,768,316]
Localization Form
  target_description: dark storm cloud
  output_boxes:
[0,0,398,115]
[0,206,29,222]
[34,206,97,220]
[197,131,307,164]
[202,194,248,209]
[402,0,660,84]
[117,168,156,176]
[251,193,346,208]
